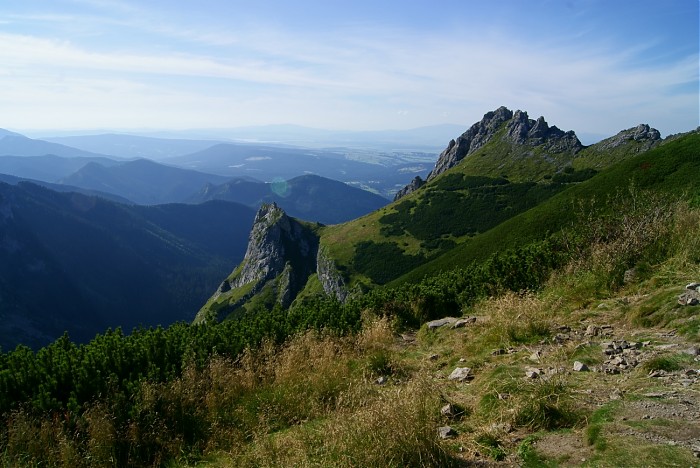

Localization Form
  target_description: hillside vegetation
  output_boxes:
[1,113,697,466]
[0,127,700,466]
[0,176,698,466]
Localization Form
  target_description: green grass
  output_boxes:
[641,354,691,373]
[586,436,699,467]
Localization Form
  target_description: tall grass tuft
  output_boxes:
[235,377,457,467]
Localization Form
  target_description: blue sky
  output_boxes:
[0,0,697,139]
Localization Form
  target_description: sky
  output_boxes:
[0,0,698,140]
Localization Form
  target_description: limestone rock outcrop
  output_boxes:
[197,203,349,323]
[394,106,583,199]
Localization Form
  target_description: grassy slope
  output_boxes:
[394,132,700,285]
[191,192,700,467]
[319,126,674,292]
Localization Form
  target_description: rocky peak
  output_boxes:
[595,124,662,152]
[425,106,514,184]
[393,175,426,201]
[394,106,583,199]
[197,203,350,323]
[505,110,582,152]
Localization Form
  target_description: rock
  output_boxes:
[684,346,700,356]
[427,317,458,329]
[573,361,589,372]
[317,246,349,302]
[428,353,439,361]
[448,367,473,382]
[610,388,624,400]
[553,333,569,344]
[529,351,542,362]
[438,426,457,439]
[525,367,542,379]
[441,404,455,417]
[375,376,388,385]
[395,106,583,196]
[491,348,506,356]
[196,203,320,322]
[393,175,426,201]
[685,282,700,290]
[585,325,600,337]
[655,344,678,350]
[595,124,661,153]
[678,290,700,306]
[452,317,477,329]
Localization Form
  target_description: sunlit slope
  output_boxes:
[393,131,700,285]
[319,122,669,289]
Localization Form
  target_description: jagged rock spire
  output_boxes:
[394,106,583,199]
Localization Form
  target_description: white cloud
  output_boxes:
[0,15,696,136]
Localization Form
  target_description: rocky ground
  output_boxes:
[395,284,700,466]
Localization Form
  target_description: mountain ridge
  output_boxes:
[199,108,682,323]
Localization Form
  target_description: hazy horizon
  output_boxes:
[0,0,697,139]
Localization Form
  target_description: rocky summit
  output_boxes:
[196,202,348,323]
[395,106,583,199]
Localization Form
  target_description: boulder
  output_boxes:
[427,317,458,329]
[448,367,473,382]
[438,426,457,439]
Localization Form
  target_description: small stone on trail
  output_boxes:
[448,367,473,382]
[452,317,477,329]
[441,404,454,417]
[573,361,589,372]
[438,426,457,439]
[427,317,457,329]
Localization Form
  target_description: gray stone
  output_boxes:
[596,124,661,152]
[684,346,700,356]
[438,426,457,439]
[573,361,589,372]
[427,317,458,329]
[686,282,700,290]
[678,291,700,306]
[375,376,388,385]
[529,351,542,362]
[585,325,600,337]
[393,175,426,201]
[452,317,477,329]
[448,367,473,382]
[525,367,542,379]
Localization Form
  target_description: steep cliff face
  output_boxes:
[316,246,349,302]
[395,106,583,199]
[196,203,349,323]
